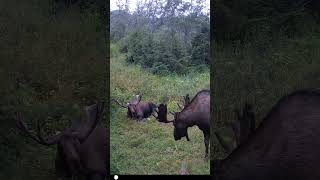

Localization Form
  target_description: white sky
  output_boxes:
[110,0,210,14]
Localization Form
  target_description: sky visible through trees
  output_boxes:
[110,0,210,14]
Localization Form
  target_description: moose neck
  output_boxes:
[178,111,197,126]
[178,111,208,127]
[217,115,284,180]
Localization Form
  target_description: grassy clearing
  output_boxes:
[110,44,210,175]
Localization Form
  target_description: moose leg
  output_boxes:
[137,116,144,123]
[55,153,70,179]
[204,132,209,159]
[186,133,190,141]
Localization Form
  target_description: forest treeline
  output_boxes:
[111,0,210,74]
[214,0,320,43]
[0,1,106,178]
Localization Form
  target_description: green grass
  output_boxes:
[110,44,210,175]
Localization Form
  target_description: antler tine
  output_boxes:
[137,94,142,104]
[177,103,183,110]
[36,118,49,145]
[15,112,59,146]
[78,101,105,143]
[16,112,37,140]
[151,112,158,119]
[111,98,128,108]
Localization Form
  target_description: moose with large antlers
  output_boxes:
[16,101,108,180]
[112,94,158,122]
[155,90,210,158]
[213,89,320,180]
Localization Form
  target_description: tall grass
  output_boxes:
[110,44,210,174]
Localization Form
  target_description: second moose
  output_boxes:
[156,90,210,158]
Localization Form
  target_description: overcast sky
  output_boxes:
[110,0,210,13]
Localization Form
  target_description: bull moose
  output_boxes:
[213,89,320,180]
[156,90,210,158]
[16,101,108,180]
[112,94,157,122]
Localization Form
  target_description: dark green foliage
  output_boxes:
[213,0,320,43]
[212,0,320,162]
[191,26,210,67]
[123,27,209,74]
[111,0,210,74]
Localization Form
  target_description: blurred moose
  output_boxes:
[213,89,320,180]
[16,101,108,180]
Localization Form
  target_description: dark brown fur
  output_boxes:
[173,90,210,158]
[213,89,320,180]
[155,104,169,123]
[128,102,157,121]
[113,95,157,122]
[16,102,107,180]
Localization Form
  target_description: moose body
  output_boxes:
[55,125,108,179]
[214,89,320,180]
[167,90,210,158]
[113,95,157,121]
[130,102,157,121]
[16,102,107,180]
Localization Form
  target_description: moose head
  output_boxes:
[172,112,190,141]
[112,94,142,119]
[15,101,105,177]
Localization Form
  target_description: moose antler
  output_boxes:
[111,98,128,108]
[15,112,62,146]
[135,94,142,105]
[184,94,190,106]
[151,112,158,119]
[177,103,183,110]
[77,101,105,143]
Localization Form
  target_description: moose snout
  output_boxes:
[174,135,181,141]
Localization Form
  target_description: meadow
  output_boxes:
[110,44,210,175]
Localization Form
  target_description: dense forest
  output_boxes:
[212,0,320,161]
[0,1,106,179]
[110,0,210,74]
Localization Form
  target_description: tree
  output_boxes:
[191,26,210,66]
